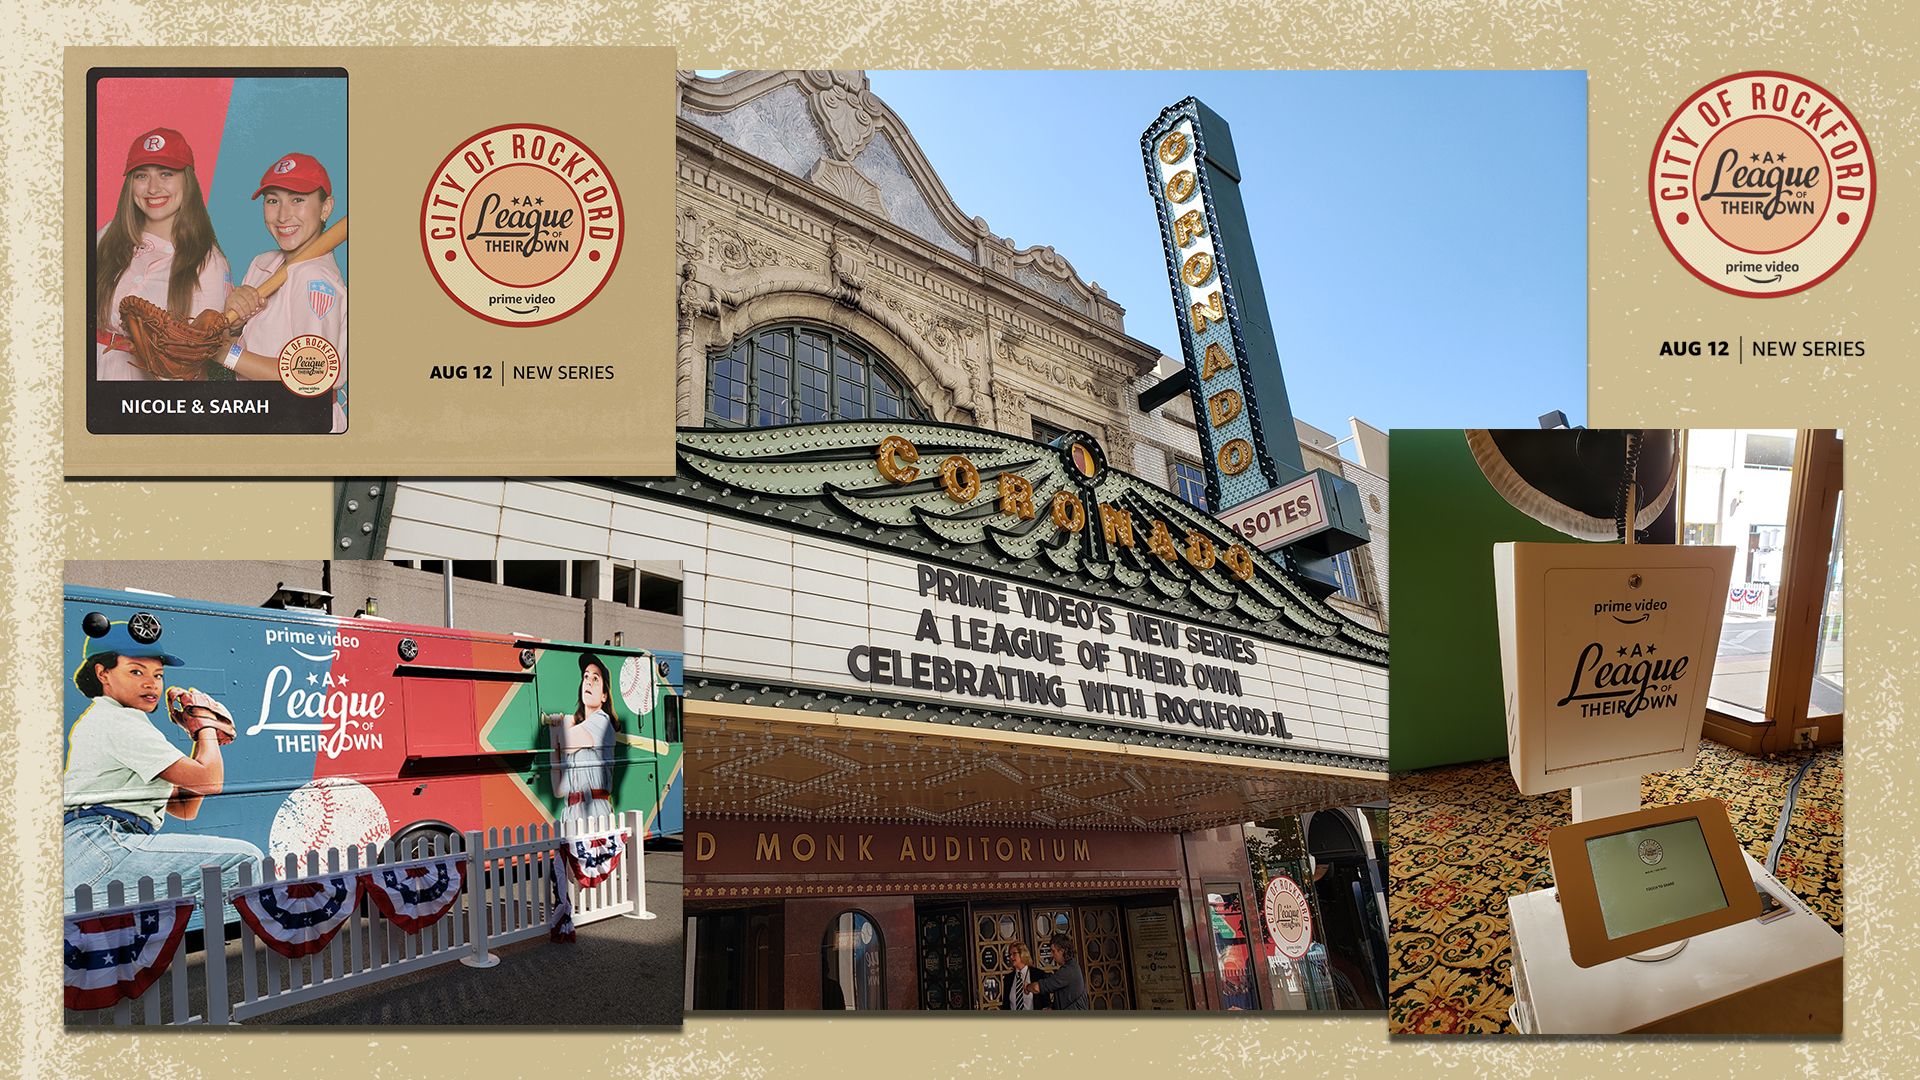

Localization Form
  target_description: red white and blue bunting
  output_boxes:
[232,876,363,958]
[559,831,625,888]
[364,860,466,934]
[64,899,198,1011]
[548,865,575,943]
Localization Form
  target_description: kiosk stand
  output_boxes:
[1481,429,1838,1033]
[1507,851,1842,1034]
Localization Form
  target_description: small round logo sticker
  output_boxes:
[1638,839,1665,866]
[421,123,624,326]
[1650,72,1875,297]
[278,334,341,396]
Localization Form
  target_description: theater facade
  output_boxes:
[336,70,1389,1010]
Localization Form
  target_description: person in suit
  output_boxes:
[1002,942,1036,1010]
[1024,937,1090,1010]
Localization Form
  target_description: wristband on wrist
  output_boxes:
[224,341,244,371]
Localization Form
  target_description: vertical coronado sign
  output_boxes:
[1141,99,1370,596]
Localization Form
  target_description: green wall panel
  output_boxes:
[1388,430,1591,772]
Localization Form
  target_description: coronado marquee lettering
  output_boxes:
[845,561,1288,740]
[875,434,1258,580]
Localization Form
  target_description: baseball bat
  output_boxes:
[221,215,350,321]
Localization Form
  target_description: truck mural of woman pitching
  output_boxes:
[63,613,263,919]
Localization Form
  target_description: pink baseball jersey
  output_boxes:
[237,250,349,430]
[96,229,231,382]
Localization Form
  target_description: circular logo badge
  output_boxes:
[143,134,165,152]
[1650,72,1875,297]
[421,124,623,326]
[278,334,341,396]
[1638,838,1665,865]
[1263,876,1313,960]
[274,157,297,174]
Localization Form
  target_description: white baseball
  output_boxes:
[269,777,393,863]
[619,655,653,716]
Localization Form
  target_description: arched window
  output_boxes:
[709,325,926,428]
[820,909,886,1009]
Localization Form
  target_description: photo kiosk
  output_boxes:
[1493,541,1735,821]
[1477,429,1840,1033]
[1547,800,1759,969]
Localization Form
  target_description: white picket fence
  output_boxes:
[67,809,653,1026]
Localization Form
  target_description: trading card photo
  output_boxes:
[86,68,347,436]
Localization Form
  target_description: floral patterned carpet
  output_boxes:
[1386,741,1843,1035]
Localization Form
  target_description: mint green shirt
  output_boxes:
[64,696,187,830]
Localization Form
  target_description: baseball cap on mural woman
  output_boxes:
[123,128,194,173]
[253,153,332,198]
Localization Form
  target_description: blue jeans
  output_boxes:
[65,816,263,927]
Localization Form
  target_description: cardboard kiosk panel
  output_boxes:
[1546,799,1761,968]
[1493,542,1736,797]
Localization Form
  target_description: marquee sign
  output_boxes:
[1142,99,1292,510]
[653,422,1388,760]
[689,819,1184,877]
[1140,100,1370,580]
[671,422,1386,662]
[1222,473,1329,553]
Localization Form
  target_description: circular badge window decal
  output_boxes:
[421,123,624,326]
[1649,72,1874,298]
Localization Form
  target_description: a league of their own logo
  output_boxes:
[143,134,164,152]
[275,157,297,175]
[1649,71,1876,298]
[419,123,624,327]
[277,334,341,397]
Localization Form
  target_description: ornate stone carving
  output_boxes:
[879,292,979,415]
[708,226,785,272]
[995,332,1115,409]
[677,261,716,318]
[990,379,1028,440]
[800,70,880,161]
[808,158,889,220]
[984,237,1014,277]
[677,208,704,264]
[829,229,872,306]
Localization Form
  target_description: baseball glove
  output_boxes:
[166,686,237,745]
[117,296,230,381]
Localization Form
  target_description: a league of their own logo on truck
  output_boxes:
[420,123,624,326]
[1649,71,1876,297]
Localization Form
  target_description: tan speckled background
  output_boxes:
[3,3,1912,1077]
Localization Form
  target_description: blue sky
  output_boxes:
[858,71,1589,439]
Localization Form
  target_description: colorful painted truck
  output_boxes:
[62,585,683,922]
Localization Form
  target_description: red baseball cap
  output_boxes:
[123,128,194,173]
[253,153,332,199]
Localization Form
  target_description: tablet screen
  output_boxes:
[1584,816,1730,940]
